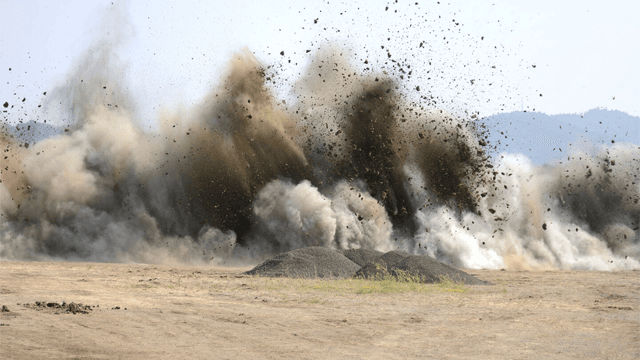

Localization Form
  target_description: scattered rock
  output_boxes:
[24,301,92,314]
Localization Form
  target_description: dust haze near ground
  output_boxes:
[1,3,638,270]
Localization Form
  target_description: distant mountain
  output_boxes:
[481,109,639,164]
[2,109,638,166]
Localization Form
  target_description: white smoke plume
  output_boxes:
[249,179,392,254]
[399,146,639,271]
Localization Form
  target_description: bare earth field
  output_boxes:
[1,261,638,359]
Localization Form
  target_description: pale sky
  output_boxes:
[1,0,639,128]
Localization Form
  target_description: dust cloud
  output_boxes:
[1,6,638,270]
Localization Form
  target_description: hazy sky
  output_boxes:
[2,0,639,127]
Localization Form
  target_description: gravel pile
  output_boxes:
[244,247,361,279]
[340,249,384,267]
[353,250,411,279]
[355,251,488,285]
[246,247,488,285]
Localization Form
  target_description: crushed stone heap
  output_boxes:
[245,247,488,285]
[244,247,361,279]
[354,250,488,285]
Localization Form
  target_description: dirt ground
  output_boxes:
[0,261,638,359]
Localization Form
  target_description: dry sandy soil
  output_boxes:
[0,261,638,359]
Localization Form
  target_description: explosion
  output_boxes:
[1,6,638,271]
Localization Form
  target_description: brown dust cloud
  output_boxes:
[1,4,638,270]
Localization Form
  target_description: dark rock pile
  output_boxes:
[246,247,488,285]
[355,250,488,285]
[244,247,361,279]
[24,301,93,314]
[341,249,384,267]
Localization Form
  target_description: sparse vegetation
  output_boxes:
[249,269,470,296]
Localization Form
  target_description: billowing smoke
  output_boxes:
[1,10,638,270]
[404,146,640,270]
[249,179,393,255]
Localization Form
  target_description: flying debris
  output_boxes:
[0,3,638,272]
